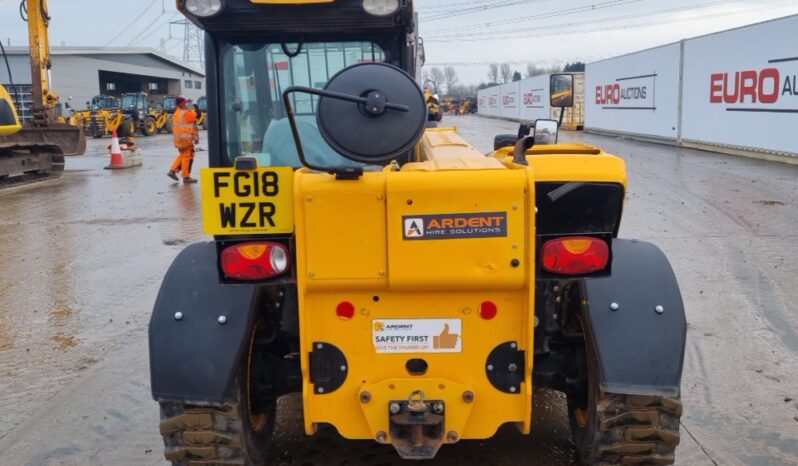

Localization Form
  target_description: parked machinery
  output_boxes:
[196,96,207,130]
[0,0,86,187]
[149,1,686,465]
[118,92,170,137]
[70,95,123,138]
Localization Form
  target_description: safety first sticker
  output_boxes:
[372,319,462,354]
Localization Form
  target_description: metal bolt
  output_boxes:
[375,93,380,98]
[308,272,316,278]
[317,387,325,393]
[376,431,388,443]
[462,391,475,403]
[217,315,227,324]
[512,204,518,210]
[174,312,183,321]
[508,363,518,372]
[610,302,620,311]
[340,365,347,372]
[553,285,559,292]
[509,386,517,393]
[359,391,372,403]
[316,343,324,349]
[655,305,665,314]
[305,196,313,202]
[378,270,386,277]
[389,402,401,414]
[555,296,561,303]
[433,402,444,414]
[274,302,281,308]
[447,431,459,443]
[487,364,494,371]
[510,342,517,349]
[278,291,285,297]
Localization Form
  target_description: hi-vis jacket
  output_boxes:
[173,107,197,150]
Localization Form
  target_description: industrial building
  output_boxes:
[0,46,205,120]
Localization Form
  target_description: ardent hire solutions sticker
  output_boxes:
[403,212,507,240]
[372,319,462,354]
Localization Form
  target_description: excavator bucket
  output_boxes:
[0,122,87,156]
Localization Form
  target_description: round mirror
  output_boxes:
[316,63,426,164]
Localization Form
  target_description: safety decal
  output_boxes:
[402,212,507,240]
[372,319,462,354]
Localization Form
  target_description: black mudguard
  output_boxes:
[149,242,258,404]
[579,239,686,397]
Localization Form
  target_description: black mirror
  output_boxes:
[550,74,574,108]
[283,63,426,178]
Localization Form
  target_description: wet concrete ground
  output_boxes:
[0,116,796,465]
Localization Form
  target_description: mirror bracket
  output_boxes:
[512,136,534,166]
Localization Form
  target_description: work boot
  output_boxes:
[167,170,178,181]
[183,177,198,184]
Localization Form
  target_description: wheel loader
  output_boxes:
[196,96,208,130]
[118,92,168,137]
[424,80,443,122]
[0,0,85,188]
[70,95,123,138]
[150,1,686,465]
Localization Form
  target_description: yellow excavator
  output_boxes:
[0,0,86,188]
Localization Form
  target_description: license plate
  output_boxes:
[201,167,294,235]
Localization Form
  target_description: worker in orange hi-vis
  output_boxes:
[167,96,199,183]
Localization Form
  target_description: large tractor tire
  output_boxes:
[142,116,158,136]
[568,338,682,465]
[118,118,135,138]
[157,324,276,466]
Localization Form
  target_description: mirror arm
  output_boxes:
[282,86,368,180]
[512,136,534,166]
[557,108,564,143]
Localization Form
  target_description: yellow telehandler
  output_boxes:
[149,1,686,465]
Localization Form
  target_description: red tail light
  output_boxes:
[542,237,609,275]
[221,242,290,280]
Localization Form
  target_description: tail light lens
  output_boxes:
[542,237,609,275]
[221,242,290,280]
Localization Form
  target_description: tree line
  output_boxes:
[422,62,586,97]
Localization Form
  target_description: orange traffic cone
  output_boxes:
[105,130,125,169]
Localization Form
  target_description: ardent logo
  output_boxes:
[402,212,508,240]
[405,218,424,238]
[373,321,384,332]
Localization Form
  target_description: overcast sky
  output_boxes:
[1,0,797,85]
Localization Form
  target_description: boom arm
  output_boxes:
[24,0,60,124]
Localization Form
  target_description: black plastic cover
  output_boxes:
[579,239,686,396]
[317,63,426,163]
[149,242,259,403]
[536,182,624,236]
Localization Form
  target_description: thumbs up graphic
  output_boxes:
[433,323,459,350]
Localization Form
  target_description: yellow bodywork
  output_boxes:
[0,84,22,137]
[292,127,627,441]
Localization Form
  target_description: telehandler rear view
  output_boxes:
[150,1,686,464]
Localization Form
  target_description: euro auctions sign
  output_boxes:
[709,62,798,111]
[595,73,657,110]
[681,15,798,155]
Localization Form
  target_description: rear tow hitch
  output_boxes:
[389,390,446,459]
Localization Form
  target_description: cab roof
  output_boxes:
[178,0,414,36]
